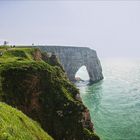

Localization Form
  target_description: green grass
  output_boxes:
[0,102,53,140]
[0,47,35,63]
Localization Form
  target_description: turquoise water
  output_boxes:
[76,59,140,140]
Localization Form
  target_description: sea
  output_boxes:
[75,58,140,140]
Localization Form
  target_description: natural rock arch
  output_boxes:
[75,65,90,81]
[33,46,103,83]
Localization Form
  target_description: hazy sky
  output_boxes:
[0,1,140,58]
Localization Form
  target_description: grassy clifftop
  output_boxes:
[0,47,35,63]
[0,46,100,140]
[0,102,53,140]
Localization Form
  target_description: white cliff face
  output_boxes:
[34,46,103,83]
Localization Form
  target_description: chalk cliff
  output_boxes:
[33,46,103,83]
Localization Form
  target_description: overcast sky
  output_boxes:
[0,1,140,58]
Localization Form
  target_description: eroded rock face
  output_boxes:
[0,62,100,140]
[33,46,103,83]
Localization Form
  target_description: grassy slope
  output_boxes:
[0,102,53,140]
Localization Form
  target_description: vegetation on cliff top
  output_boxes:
[0,47,35,63]
[0,102,53,140]
[0,46,100,140]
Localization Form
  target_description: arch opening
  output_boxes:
[75,66,90,81]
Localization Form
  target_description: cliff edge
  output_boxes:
[0,46,100,140]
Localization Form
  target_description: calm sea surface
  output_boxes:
[76,59,140,140]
